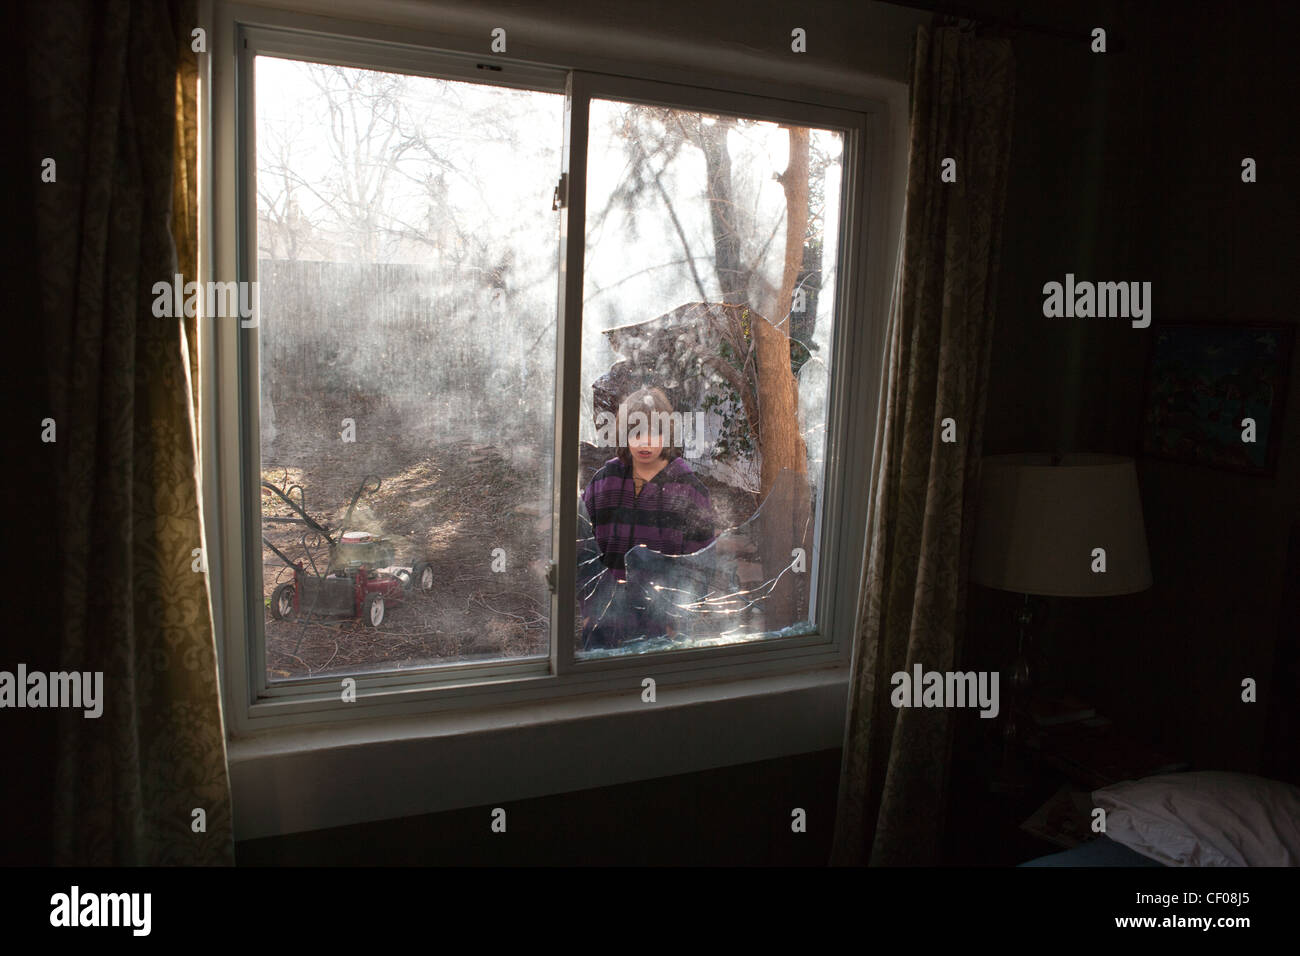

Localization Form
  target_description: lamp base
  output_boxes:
[988,754,1035,795]
[988,706,1034,794]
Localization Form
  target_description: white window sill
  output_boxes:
[229,665,848,840]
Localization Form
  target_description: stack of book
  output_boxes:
[1020,695,1188,789]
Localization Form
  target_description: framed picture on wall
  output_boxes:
[1141,321,1295,475]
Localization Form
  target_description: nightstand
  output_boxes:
[943,714,1067,865]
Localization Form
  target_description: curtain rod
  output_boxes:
[883,0,1123,49]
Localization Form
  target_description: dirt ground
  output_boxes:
[260,404,758,682]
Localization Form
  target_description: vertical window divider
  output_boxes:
[236,24,268,705]
[551,71,592,677]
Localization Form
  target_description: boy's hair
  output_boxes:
[616,386,682,469]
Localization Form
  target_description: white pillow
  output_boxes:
[1092,771,1300,867]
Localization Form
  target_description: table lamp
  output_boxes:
[970,453,1153,769]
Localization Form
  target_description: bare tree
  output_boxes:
[257,110,314,260]
[308,64,419,262]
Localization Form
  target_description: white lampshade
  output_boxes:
[970,454,1152,597]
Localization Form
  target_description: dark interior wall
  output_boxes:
[236,749,841,864]
[440,0,929,82]
[976,1,1300,775]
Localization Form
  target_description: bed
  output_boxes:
[1019,771,1300,866]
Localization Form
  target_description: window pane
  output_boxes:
[254,56,563,682]
[576,100,843,656]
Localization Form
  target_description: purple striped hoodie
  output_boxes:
[581,455,717,579]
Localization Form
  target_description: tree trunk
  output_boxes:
[755,125,810,501]
[699,117,748,303]
[752,126,812,631]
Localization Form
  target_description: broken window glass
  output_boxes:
[576,101,843,657]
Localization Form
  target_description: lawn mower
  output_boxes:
[261,474,436,629]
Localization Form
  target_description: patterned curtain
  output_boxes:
[832,23,1016,865]
[29,0,234,865]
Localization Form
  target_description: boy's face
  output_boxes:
[625,402,666,465]
[628,429,665,465]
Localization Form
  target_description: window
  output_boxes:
[254,56,563,682]
[206,17,883,730]
[575,100,843,657]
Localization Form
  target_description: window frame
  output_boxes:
[204,2,892,741]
